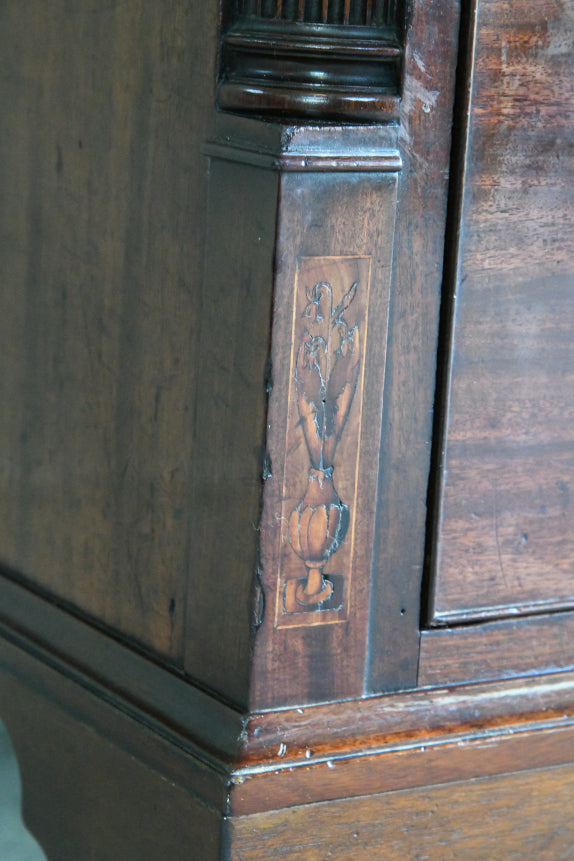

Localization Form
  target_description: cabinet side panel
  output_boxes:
[0,0,219,660]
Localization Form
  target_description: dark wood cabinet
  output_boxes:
[0,0,573,857]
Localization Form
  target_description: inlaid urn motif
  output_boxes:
[287,279,361,607]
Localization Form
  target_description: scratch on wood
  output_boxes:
[492,479,509,590]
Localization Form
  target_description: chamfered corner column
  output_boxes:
[252,126,401,709]
[187,118,401,710]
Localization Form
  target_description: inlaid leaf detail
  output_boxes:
[294,280,360,469]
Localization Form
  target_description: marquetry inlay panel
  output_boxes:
[276,256,371,627]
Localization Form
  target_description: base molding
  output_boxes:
[1,593,573,857]
[225,764,574,860]
[231,670,574,814]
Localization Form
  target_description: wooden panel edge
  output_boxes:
[365,0,462,692]
[419,611,574,687]
[240,669,574,766]
[228,671,574,813]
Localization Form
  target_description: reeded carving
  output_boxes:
[238,1,397,27]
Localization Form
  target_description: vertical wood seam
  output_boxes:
[420,0,481,632]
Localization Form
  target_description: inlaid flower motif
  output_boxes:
[288,279,361,607]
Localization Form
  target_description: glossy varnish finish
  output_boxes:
[219,0,403,121]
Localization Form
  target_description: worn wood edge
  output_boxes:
[239,669,574,763]
[419,611,574,687]
[227,671,574,814]
[228,720,574,815]
[203,140,403,172]
[0,573,246,767]
[226,670,574,814]
[431,599,574,626]
[203,119,403,172]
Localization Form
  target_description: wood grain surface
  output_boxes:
[365,0,461,692]
[429,0,574,622]
[218,0,402,122]
[0,0,219,661]
[251,161,398,708]
[184,153,279,708]
[1,1,573,858]
[226,764,574,859]
[419,610,574,686]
